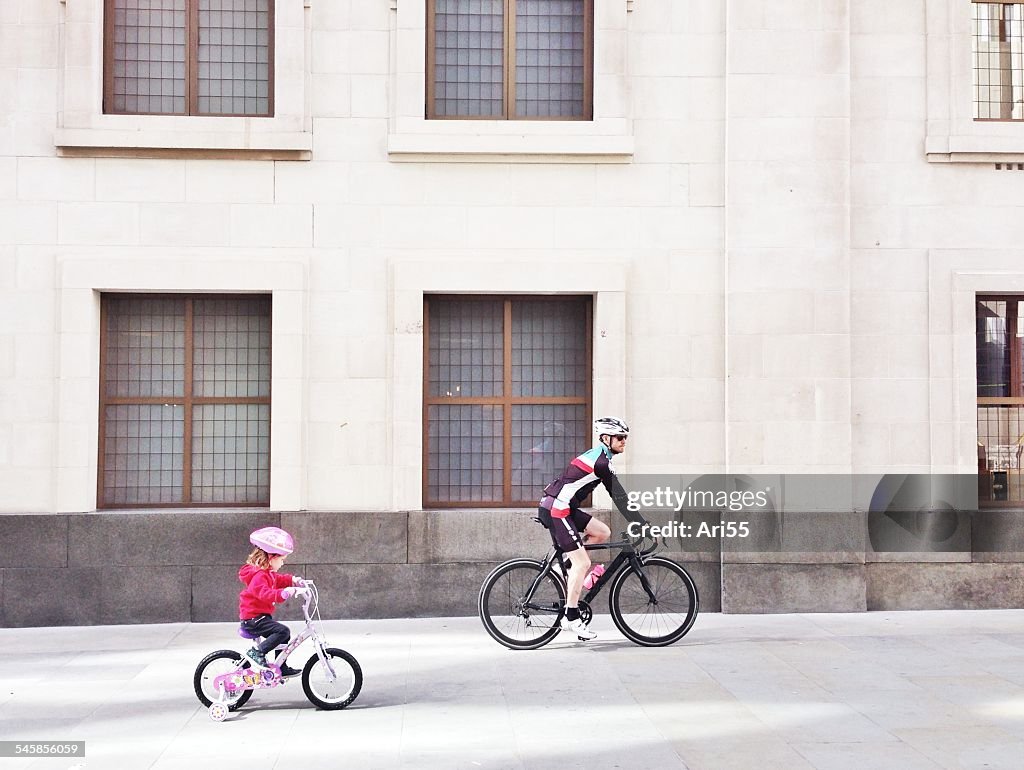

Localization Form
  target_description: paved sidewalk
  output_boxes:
[1,611,1024,770]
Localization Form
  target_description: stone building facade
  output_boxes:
[2,0,1023,626]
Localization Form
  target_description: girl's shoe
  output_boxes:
[244,647,267,668]
[279,663,302,678]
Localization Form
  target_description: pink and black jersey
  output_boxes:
[539,444,618,519]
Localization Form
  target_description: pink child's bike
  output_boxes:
[193,582,362,721]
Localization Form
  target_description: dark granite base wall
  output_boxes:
[4,510,1022,627]
[0,510,723,627]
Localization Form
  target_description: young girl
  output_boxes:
[239,526,307,677]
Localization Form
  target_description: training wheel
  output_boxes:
[208,702,229,722]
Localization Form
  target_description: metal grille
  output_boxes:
[428,298,504,398]
[512,298,587,397]
[104,297,185,399]
[424,296,591,507]
[103,404,185,505]
[432,0,505,117]
[197,0,271,116]
[99,294,271,507]
[191,403,270,503]
[427,404,504,502]
[973,2,1024,119]
[514,0,586,117]
[110,0,188,114]
[193,296,271,398]
[510,403,587,501]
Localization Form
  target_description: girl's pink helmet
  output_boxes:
[249,526,294,556]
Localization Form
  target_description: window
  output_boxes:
[104,0,273,117]
[972,2,1024,120]
[426,0,593,120]
[976,296,1024,503]
[423,296,592,506]
[98,294,271,507]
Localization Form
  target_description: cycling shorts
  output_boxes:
[537,504,592,553]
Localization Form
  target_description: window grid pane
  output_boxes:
[110,0,188,114]
[103,404,185,505]
[100,294,271,507]
[433,0,505,117]
[191,403,270,503]
[510,404,587,502]
[514,0,586,117]
[977,299,1010,397]
[197,0,272,116]
[104,296,186,399]
[511,299,587,397]
[425,296,591,507]
[427,404,504,502]
[428,298,504,397]
[972,3,1024,119]
[192,296,271,398]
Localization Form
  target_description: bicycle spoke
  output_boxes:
[611,559,697,646]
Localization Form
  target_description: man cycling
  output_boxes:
[537,416,630,640]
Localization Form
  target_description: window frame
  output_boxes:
[926,0,1024,161]
[421,294,593,508]
[977,293,1024,400]
[424,0,594,122]
[970,1,1023,122]
[97,292,273,509]
[101,0,276,118]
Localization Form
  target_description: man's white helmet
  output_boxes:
[593,416,629,438]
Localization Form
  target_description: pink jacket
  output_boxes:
[238,564,296,619]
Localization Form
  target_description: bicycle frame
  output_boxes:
[215,583,339,696]
[523,534,659,614]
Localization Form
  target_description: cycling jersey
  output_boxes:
[539,443,620,519]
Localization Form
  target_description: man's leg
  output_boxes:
[584,517,611,546]
[555,516,597,640]
[565,546,591,609]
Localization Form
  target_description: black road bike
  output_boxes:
[478,524,699,649]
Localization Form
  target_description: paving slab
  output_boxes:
[0,611,1023,769]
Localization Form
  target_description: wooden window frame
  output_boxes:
[102,0,276,118]
[425,0,594,121]
[971,0,1024,122]
[422,294,593,508]
[97,293,273,509]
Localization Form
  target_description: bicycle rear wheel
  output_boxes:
[608,556,699,647]
[479,559,565,650]
[193,649,254,710]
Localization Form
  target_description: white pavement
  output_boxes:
[1,611,1024,770]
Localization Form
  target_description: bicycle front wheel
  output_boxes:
[193,650,254,710]
[302,647,362,710]
[479,559,565,650]
[609,557,699,647]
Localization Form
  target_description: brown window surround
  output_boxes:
[976,295,1024,506]
[423,295,592,508]
[103,0,275,117]
[425,0,594,121]
[98,294,272,508]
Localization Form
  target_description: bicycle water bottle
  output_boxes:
[583,564,605,590]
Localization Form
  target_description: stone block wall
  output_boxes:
[5,509,1023,627]
[0,510,722,627]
